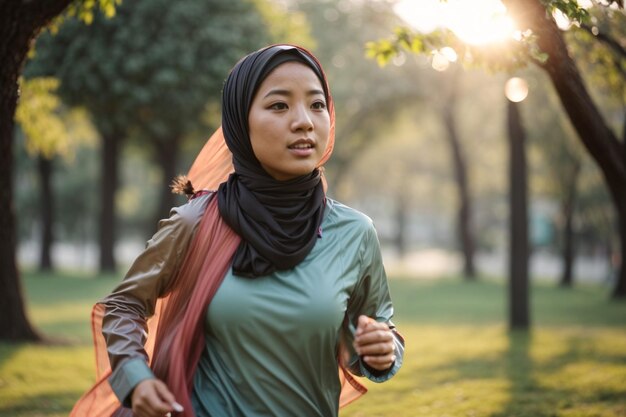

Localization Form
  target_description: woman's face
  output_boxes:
[248,61,330,181]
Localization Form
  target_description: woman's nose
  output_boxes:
[291,105,314,132]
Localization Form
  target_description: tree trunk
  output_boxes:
[559,160,581,287]
[607,238,618,283]
[99,132,121,272]
[559,197,575,288]
[508,99,530,330]
[614,195,626,297]
[395,189,409,258]
[504,0,626,298]
[441,72,476,279]
[615,112,626,295]
[38,155,54,271]
[153,137,181,230]
[0,0,73,341]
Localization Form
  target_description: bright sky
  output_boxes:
[394,0,598,44]
[394,0,517,45]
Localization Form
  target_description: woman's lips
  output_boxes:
[288,139,315,156]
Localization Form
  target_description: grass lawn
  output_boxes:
[1,271,625,416]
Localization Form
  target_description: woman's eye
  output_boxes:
[312,101,327,110]
[269,102,288,110]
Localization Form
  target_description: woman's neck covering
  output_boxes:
[217,45,335,277]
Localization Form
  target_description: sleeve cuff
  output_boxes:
[359,357,401,383]
[108,358,155,407]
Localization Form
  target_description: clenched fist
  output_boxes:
[352,315,396,371]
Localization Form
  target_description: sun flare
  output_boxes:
[394,0,517,45]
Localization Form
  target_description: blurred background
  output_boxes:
[12,0,624,285]
[2,0,625,416]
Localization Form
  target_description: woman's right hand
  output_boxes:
[131,379,184,417]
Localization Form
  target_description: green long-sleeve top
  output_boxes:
[102,193,404,417]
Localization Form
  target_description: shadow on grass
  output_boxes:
[537,334,626,372]
[0,344,20,373]
[492,330,544,417]
[401,328,626,416]
[494,331,625,416]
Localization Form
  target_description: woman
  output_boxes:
[71,44,404,417]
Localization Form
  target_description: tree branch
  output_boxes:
[580,23,626,60]
[22,0,74,33]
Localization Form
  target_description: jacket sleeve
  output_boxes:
[101,194,210,406]
[343,223,404,383]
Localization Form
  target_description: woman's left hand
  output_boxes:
[353,315,396,371]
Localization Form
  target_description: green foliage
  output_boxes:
[542,0,623,24]
[48,0,122,32]
[15,78,70,160]
[15,77,97,162]
[26,0,272,141]
[66,0,121,22]
[542,0,591,25]
[366,26,540,73]
[251,0,314,49]
[365,27,452,66]
[566,7,626,107]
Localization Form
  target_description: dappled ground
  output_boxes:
[1,273,625,416]
[343,325,626,417]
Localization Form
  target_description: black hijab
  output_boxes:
[217,45,331,278]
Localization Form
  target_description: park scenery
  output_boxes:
[1,0,625,416]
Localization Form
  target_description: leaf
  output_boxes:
[15,77,73,160]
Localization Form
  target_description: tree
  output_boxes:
[576,161,618,281]
[15,120,101,268]
[438,68,476,279]
[0,0,117,341]
[538,117,583,288]
[507,96,530,328]
[26,0,276,270]
[524,78,584,287]
[505,0,626,298]
[368,0,626,298]
[564,4,626,285]
[15,77,78,272]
